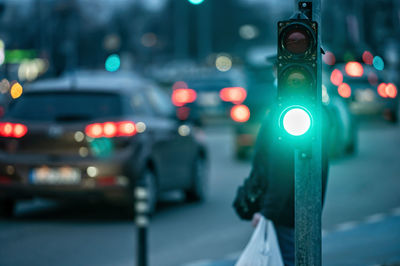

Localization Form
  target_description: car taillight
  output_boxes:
[220,87,247,104]
[85,121,136,138]
[337,83,351,98]
[0,122,28,138]
[377,83,397,98]
[171,88,197,107]
[230,104,250,123]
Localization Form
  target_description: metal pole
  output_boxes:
[135,186,150,266]
[197,1,212,61]
[174,1,189,59]
[293,1,322,266]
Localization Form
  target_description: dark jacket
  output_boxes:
[233,105,330,228]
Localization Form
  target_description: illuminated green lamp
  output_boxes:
[282,106,312,136]
[188,0,205,5]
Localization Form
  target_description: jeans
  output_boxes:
[274,224,295,266]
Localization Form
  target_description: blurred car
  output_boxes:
[183,68,248,122]
[329,63,399,123]
[233,64,276,159]
[0,72,208,218]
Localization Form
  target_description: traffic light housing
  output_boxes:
[277,18,318,145]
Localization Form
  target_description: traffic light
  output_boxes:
[277,17,318,143]
[188,0,205,5]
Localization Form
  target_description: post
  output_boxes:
[135,186,150,266]
[197,1,212,61]
[293,1,322,265]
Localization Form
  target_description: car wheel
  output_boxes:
[186,157,208,202]
[0,199,15,218]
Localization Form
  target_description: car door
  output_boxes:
[144,85,196,190]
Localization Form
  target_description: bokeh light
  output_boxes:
[239,25,259,40]
[377,83,387,98]
[230,104,250,123]
[362,51,373,65]
[338,83,351,98]
[367,72,378,86]
[373,56,384,71]
[323,51,336,65]
[10,82,23,99]
[385,83,397,98]
[0,79,10,94]
[330,69,343,86]
[105,54,121,72]
[345,61,363,77]
[215,55,232,72]
[141,33,158,48]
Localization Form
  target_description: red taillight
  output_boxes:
[220,87,247,104]
[385,83,397,98]
[338,83,351,98]
[0,122,28,138]
[230,104,250,123]
[85,121,136,138]
[171,88,197,107]
[330,69,343,86]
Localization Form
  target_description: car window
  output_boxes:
[145,86,175,117]
[6,91,122,122]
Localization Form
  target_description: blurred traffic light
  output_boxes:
[277,17,318,139]
[105,54,120,72]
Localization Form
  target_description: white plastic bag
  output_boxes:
[235,216,284,266]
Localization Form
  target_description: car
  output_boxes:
[329,63,399,123]
[0,72,208,218]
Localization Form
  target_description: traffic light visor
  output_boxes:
[280,23,315,55]
[282,107,311,136]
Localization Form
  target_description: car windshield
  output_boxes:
[6,91,122,122]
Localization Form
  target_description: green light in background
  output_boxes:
[188,0,205,5]
[373,56,384,71]
[105,54,120,72]
[282,107,311,136]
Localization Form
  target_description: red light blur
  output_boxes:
[323,51,336,65]
[230,104,250,123]
[96,176,117,186]
[385,83,397,98]
[220,87,247,104]
[330,69,343,86]
[362,51,373,65]
[85,121,136,138]
[0,122,28,138]
[338,83,351,98]
[176,107,191,120]
[377,83,388,98]
[172,81,188,90]
[172,88,197,107]
[345,62,364,77]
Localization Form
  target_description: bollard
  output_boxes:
[134,186,149,266]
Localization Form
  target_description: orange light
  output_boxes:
[362,51,373,65]
[323,51,336,65]
[85,123,103,138]
[345,62,364,77]
[330,69,343,86]
[172,88,197,107]
[117,121,136,136]
[220,87,247,104]
[338,83,351,98]
[103,122,117,138]
[230,104,250,123]
[10,82,23,99]
[377,83,388,98]
[0,122,28,138]
[385,83,397,98]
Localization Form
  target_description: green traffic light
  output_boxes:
[188,0,205,5]
[105,54,120,72]
[282,107,311,136]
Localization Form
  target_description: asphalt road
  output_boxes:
[1,120,400,266]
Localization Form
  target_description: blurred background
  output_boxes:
[0,0,399,265]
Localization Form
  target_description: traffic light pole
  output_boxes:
[293,1,322,266]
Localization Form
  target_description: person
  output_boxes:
[233,104,330,266]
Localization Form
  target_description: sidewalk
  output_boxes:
[183,214,400,266]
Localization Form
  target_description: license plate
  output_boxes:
[29,166,81,185]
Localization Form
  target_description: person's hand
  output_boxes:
[251,212,262,227]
